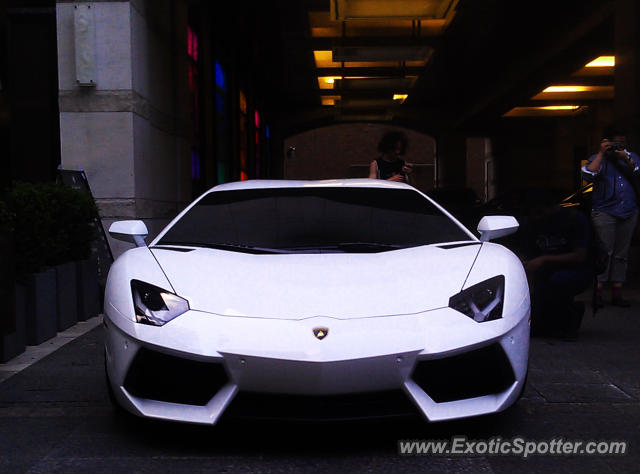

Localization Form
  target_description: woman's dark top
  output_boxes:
[376,158,406,181]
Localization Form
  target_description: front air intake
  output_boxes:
[123,348,228,406]
[224,390,420,421]
[411,344,515,403]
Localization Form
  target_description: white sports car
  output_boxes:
[104,179,530,424]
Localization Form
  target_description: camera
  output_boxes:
[604,141,625,159]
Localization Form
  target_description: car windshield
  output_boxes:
[157,187,471,253]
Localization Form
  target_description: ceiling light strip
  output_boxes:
[585,56,615,67]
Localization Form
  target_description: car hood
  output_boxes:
[150,243,481,320]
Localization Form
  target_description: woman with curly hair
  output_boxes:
[368,130,413,183]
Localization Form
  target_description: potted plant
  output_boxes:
[7,181,99,344]
[49,184,99,323]
[0,198,25,362]
[7,182,58,345]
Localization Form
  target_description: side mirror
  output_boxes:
[477,216,519,242]
[109,220,148,247]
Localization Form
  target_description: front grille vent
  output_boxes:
[412,344,515,403]
[124,348,228,406]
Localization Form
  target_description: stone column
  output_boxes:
[614,0,640,147]
[466,137,494,202]
[56,0,191,258]
[436,132,466,189]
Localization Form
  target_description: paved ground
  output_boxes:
[0,318,102,385]
[0,289,638,473]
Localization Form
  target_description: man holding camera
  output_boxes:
[583,127,640,307]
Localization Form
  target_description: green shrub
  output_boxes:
[0,199,16,333]
[0,199,14,234]
[48,184,99,263]
[6,181,99,278]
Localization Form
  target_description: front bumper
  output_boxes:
[104,301,530,424]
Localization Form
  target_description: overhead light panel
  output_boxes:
[539,105,581,110]
[504,106,584,117]
[586,56,615,67]
[330,0,458,21]
[318,76,343,89]
[322,95,341,106]
[542,85,591,93]
[332,46,431,63]
[532,85,614,100]
[314,50,341,68]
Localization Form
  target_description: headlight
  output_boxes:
[131,280,189,326]
[449,275,505,322]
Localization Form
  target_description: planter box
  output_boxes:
[76,257,100,321]
[56,262,78,331]
[0,231,24,362]
[0,284,26,363]
[26,269,57,345]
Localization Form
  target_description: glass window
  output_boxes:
[158,187,470,253]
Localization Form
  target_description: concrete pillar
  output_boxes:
[436,132,466,189]
[56,0,191,258]
[466,137,494,202]
[614,0,640,147]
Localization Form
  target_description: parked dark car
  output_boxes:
[428,184,593,242]
[427,187,483,233]
[483,186,573,217]
[559,183,593,213]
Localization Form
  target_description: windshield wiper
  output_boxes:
[335,242,405,250]
[157,241,407,254]
[284,242,406,253]
[156,241,290,254]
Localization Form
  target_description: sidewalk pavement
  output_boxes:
[0,316,102,384]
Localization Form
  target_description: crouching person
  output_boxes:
[519,193,591,340]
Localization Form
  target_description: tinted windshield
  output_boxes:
[157,187,471,253]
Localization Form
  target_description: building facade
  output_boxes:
[2,1,639,259]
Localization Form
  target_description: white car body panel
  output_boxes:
[104,179,530,425]
[150,244,481,319]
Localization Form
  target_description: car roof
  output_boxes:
[206,179,414,193]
